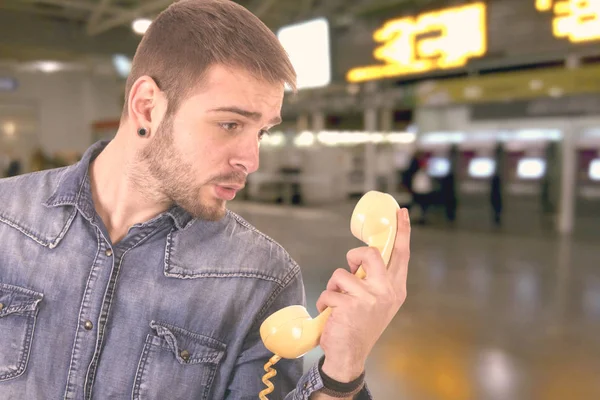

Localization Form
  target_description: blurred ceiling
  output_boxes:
[3,0,439,33]
[0,0,438,63]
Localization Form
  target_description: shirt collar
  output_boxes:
[44,141,194,231]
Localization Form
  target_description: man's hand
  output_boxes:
[315,207,411,382]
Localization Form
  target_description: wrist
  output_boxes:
[321,357,364,383]
[318,356,365,398]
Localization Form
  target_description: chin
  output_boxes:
[183,198,227,221]
[207,203,228,221]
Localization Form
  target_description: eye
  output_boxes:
[258,129,270,140]
[220,122,239,131]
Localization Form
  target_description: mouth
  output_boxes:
[213,183,245,201]
[217,184,245,191]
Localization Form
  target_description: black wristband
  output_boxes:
[317,356,365,398]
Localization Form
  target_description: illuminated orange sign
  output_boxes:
[537,0,600,42]
[535,0,553,11]
[346,3,487,83]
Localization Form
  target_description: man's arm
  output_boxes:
[224,266,371,399]
[310,207,412,399]
[226,207,411,399]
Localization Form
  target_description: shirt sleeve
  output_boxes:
[291,362,374,400]
[223,263,373,400]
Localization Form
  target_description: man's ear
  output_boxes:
[127,76,165,137]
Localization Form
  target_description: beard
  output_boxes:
[137,114,245,221]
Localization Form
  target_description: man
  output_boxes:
[410,156,434,225]
[0,1,411,399]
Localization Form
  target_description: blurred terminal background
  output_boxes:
[1,0,600,399]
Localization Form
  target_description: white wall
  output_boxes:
[416,105,600,134]
[415,106,471,132]
[0,69,124,155]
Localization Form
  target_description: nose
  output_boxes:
[230,132,260,174]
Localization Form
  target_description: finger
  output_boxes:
[326,268,367,296]
[316,289,349,312]
[346,246,387,280]
[388,207,411,289]
[345,252,362,275]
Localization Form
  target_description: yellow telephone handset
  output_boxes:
[258,191,400,399]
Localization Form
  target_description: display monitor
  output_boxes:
[277,18,331,90]
[589,158,600,181]
[428,157,450,177]
[468,157,496,178]
[517,158,546,180]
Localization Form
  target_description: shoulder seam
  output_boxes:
[227,210,299,274]
[50,166,74,202]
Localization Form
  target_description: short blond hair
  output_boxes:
[123,0,296,117]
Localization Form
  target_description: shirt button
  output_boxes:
[84,320,94,330]
[0,303,4,311]
[105,249,113,257]
[180,350,190,362]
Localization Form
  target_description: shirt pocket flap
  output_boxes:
[149,320,226,365]
[0,283,43,317]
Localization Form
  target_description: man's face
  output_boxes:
[139,65,284,221]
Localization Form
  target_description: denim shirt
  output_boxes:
[0,142,372,400]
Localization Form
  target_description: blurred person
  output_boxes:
[402,151,421,191]
[5,157,22,177]
[400,151,420,210]
[1,148,19,177]
[0,1,411,399]
[490,144,504,227]
[411,157,434,224]
[541,142,556,216]
[490,174,503,226]
[440,145,458,224]
[440,172,457,224]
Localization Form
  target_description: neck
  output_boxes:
[89,130,171,244]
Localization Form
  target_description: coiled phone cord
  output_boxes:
[258,354,281,399]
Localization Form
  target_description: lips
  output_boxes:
[217,184,245,191]
[214,184,244,201]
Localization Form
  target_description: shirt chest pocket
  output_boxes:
[0,283,43,382]
[133,320,226,400]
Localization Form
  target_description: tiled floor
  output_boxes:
[228,200,600,400]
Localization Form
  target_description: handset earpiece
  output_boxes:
[259,191,400,359]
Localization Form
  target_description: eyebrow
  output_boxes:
[209,106,282,125]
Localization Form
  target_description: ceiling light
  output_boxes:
[3,121,16,137]
[294,131,315,147]
[386,132,416,144]
[37,61,62,73]
[132,18,152,35]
